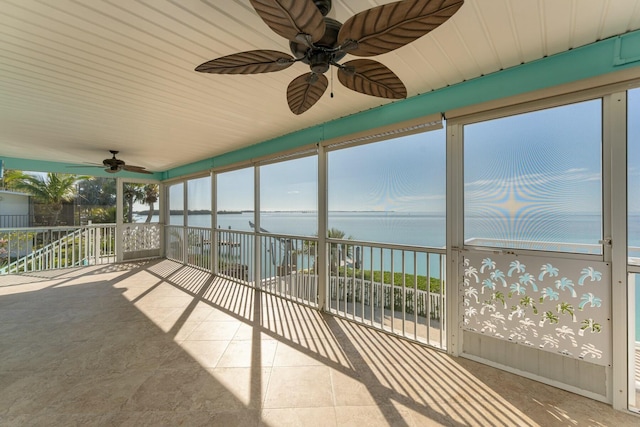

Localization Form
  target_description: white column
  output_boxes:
[605,91,628,410]
[446,121,464,357]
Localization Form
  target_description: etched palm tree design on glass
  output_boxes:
[519,272,537,292]
[579,343,603,360]
[555,277,576,298]
[507,260,526,277]
[577,267,602,286]
[557,302,576,322]
[490,269,507,287]
[465,265,479,283]
[538,263,559,281]
[519,295,538,314]
[464,287,479,304]
[519,318,539,337]
[492,291,507,309]
[539,310,559,327]
[578,292,602,310]
[539,287,560,303]
[578,318,602,336]
[508,305,525,320]
[480,258,495,273]
[508,282,525,297]
[480,300,496,315]
[490,311,506,330]
[540,334,560,348]
[481,278,495,294]
[481,320,497,334]
[555,325,578,347]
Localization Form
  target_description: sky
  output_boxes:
[214,129,447,213]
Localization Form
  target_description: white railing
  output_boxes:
[259,234,318,307]
[163,225,447,350]
[0,224,116,274]
[216,228,253,284]
[166,225,254,283]
[326,238,446,349]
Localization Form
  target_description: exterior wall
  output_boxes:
[0,191,30,227]
[0,191,29,216]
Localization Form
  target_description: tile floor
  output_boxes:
[0,259,639,426]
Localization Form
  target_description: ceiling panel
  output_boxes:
[0,0,639,174]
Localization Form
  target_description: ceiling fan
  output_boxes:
[195,0,464,115]
[88,151,153,174]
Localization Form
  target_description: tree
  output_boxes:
[11,173,87,226]
[123,183,159,223]
[76,177,116,207]
[0,169,27,190]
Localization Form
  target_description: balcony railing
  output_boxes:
[165,225,446,349]
[0,224,116,274]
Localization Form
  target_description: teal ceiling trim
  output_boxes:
[165,30,640,180]
[161,158,214,181]
[614,31,640,65]
[2,156,162,180]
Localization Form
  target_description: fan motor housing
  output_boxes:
[313,0,331,16]
[289,17,346,73]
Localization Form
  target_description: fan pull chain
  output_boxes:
[330,68,334,98]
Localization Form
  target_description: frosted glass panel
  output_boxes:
[464,100,603,253]
[629,88,640,263]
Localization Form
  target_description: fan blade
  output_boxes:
[195,50,295,74]
[287,73,328,115]
[338,0,464,57]
[122,165,153,174]
[337,59,407,99]
[250,0,325,44]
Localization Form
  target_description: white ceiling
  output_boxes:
[1,0,640,173]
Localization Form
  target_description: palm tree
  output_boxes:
[489,269,507,287]
[0,169,27,190]
[578,292,602,310]
[539,287,560,303]
[538,263,559,281]
[507,260,526,277]
[123,183,158,223]
[302,227,352,274]
[519,272,537,292]
[12,173,86,225]
[480,258,495,273]
[555,277,576,298]
[578,267,602,286]
[141,184,159,223]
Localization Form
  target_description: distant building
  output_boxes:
[0,190,31,228]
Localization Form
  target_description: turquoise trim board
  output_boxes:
[1,156,163,180]
[4,31,640,179]
[163,30,640,180]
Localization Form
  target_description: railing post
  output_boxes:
[254,167,261,288]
